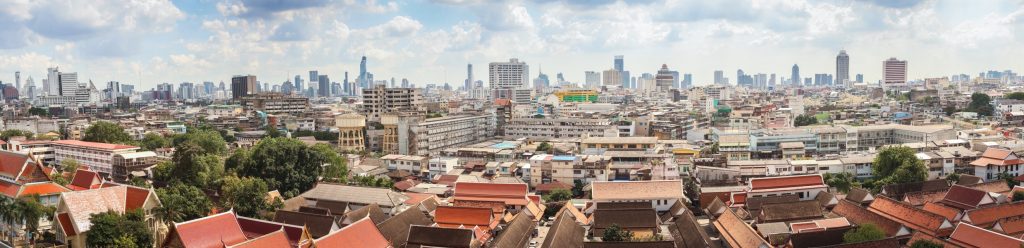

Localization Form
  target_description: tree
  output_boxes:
[155,184,212,223]
[572,180,585,198]
[1014,191,1024,202]
[265,126,283,138]
[537,142,552,153]
[1007,92,1024,101]
[314,144,348,183]
[235,137,339,197]
[602,224,634,242]
[998,171,1019,189]
[27,107,48,117]
[872,146,928,191]
[795,114,819,127]
[544,189,573,202]
[946,173,961,185]
[824,172,858,193]
[140,133,171,151]
[843,223,885,243]
[172,129,227,156]
[13,196,49,244]
[966,93,994,116]
[82,121,132,144]
[220,176,275,218]
[60,159,80,173]
[942,105,958,116]
[0,129,33,141]
[909,240,944,248]
[86,210,152,247]
[160,142,224,189]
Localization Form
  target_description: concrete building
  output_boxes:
[238,93,310,115]
[231,75,257,99]
[655,64,676,91]
[362,85,424,122]
[381,113,495,156]
[335,113,366,152]
[503,118,616,139]
[602,69,623,87]
[51,140,143,177]
[529,154,611,186]
[836,50,850,87]
[489,58,529,100]
[883,57,908,87]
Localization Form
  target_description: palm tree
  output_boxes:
[15,196,48,245]
[0,197,12,243]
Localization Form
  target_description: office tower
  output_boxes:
[614,55,624,71]
[682,74,693,88]
[804,78,812,86]
[736,69,745,87]
[359,56,368,88]
[106,81,121,99]
[488,58,529,89]
[14,71,20,93]
[231,75,257,99]
[45,67,60,96]
[294,75,303,93]
[883,57,908,86]
[318,75,331,97]
[263,83,269,93]
[58,72,78,96]
[203,81,215,96]
[219,81,226,91]
[769,73,776,88]
[791,64,800,86]
[602,69,622,86]
[836,50,850,86]
[856,74,864,83]
[179,82,195,99]
[753,74,767,89]
[533,69,549,90]
[402,78,409,88]
[556,73,565,85]
[585,71,600,88]
[714,70,725,85]
[655,64,676,90]
[465,63,473,90]
[309,70,319,87]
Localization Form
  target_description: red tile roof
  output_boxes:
[236,216,309,247]
[52,140,139,150]
[868,196,953,237]
[57,213,76,236]
[922,202,961,222]
[228,229,291,248]
[0,151,29,179]
[171,211,248,248]
[313,217,390,248]
[994,215,1024,237]
[963,201,1024,228]
[403,192,437,205]
[124,185,152,211]
[748,174,825,191]
[713,208,769,248]
[971,148,1021,167]
[0,181,18,198]
[949,223,1024,247]
[453,182,529,206]
[435,206,494,227]
[832,200,908,237]
[17,182,70,197]
[941,185,993,210]
[68,169,102,191]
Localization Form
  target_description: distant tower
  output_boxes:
[14,71,20,94]
[791,64,800,86]
[614,55,624,71]
[883,57,908,87]
[836,50,850,86]
[465,63,473,91]
[359,56,368,88]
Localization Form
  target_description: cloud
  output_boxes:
[359,16,424,39]
[479,4,535,31]
[858,0,926,9]
[223,0,331,19]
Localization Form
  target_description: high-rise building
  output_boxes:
[294,75,303,93]
[585,71,600,88]
[318,75,331,97]
[655,64,676,90]
[602,69,622,87]
[614,55,624,72]
[856,74,864,83]
[883,57,908,86]
[791,64,800,86]
[465,63,473,91]
[231,75,257,99]
[488,58,529,89]
[59,72,78,97]
[46,67,59,96]
[714,70,726,85]
[359,56,368,88]
[533,69,550,90]
[836,50,850,87]
[401,78,409,88]
[682,74,693,88]
[14,71,20,94]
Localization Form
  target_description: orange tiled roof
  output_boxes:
[922,202,961,222]
[52,140,139,150]
[313,217,390,248]
[832,200,907,237]
[713,208,769,248]
[949,223,1024,247]
[0,151,29,179]
[963,201,1024,228]
[171,211,248,248]
[940,185,993,210]
[749,174,825,191]
[868,196,953,237]
[68,169,102,191]
[453,182,530,206]
[17,182,70,197]
[435,206,495,228]
[995,215,1024,237]
[971,148,1021,167]
[228,229,291,248]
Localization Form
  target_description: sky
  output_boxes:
[0,0,1022,90]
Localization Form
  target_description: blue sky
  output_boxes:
[0,0,1022,89]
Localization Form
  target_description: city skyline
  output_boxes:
[0,0,1022,89]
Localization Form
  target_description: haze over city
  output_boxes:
[1,0,1022,88]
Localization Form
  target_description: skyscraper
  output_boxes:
[791,64,800,86]
[856,74,864,83]
[294,75,303,93]
[883,57,908,86]
[231,75,256,99]
[309,70,318,86]
[655,64,676,90]
[585,71,600,88]
[14,71,20,94]
[836,50,850,87]
[682,74,693,88]
[359,56,368,88]
[614,55,624,71]
[46,67,60,96]
[318,75,331,97]
[58,72,78,97]
[714,70,725,85]
[465,63,473,91]
[488,58,529,89]
[602,69,623,87]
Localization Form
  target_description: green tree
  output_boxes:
[795,114,819,127]
[155,183,212,223]
[572,180,585,198]
[1007,92,1024,101]
[86,210,152,247]
[872,146,928,190]
[27,107,48,117]
[998,171,1019,189]
[966,93,994,116]
[60,159,80,173]
[537,142,552,153]
[0,129,33,141]
[843,223,885,243]
[909,240,943,248]
[314,144,348,183]
[140,133,171,151]
[824,172,859,193]
[942,105,958,116]
[14,196,50,244]
[946,173,961,185]
[602,224,634,242]
[82,121,132,144]
[172,129,227,156]
[1013,191,1024,202]
[544,189,573,202]
[235,137,339,197]
[220,176,275,218]
[265,126,283,138]
[162,142,224,189]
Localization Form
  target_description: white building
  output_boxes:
[590,180,685,212]
[746,174,827,201]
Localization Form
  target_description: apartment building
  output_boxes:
[381,154,429,176]
[362,85,424,122]
[381,113,495,156]
[503,118,616,139]
[847,124,955,151]
[238,93,310,115]
[528,154,611,186]
[51,140,143,176]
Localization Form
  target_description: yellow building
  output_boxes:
[335,113,366,152]
[553,90,599,103]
